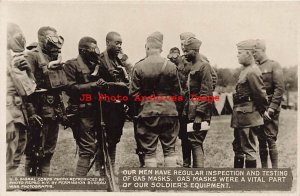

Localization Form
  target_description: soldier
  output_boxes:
[252,40,285,168]
[182,37,214,168]
[6,23,34,176]
[178,33,217,168]
[231,40,268,168]
[130,32,182,167]
[97,32,130,173]
[25,26,67,176]
[63,37,107,176]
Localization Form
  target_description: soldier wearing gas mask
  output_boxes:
[63,37,107,176]
[6,23,35,176]
[25,26,67,176]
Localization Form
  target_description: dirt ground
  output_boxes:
[17,109,298,191]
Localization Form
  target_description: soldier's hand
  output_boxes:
[96,78,107,88]
[13,57,31,71]
[6,130,16,142]
[193,116,202,131]
[263,110,272,121]
[29,114,43,128]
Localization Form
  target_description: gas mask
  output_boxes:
[167,53,180,64]
[7,24,26,53]
[79,45,101,65]
[42,35,63,60]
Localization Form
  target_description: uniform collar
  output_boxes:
[258,57,269,65]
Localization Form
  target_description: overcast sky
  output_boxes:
[4,1,299,68]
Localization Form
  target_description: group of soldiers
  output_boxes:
[7,22,284,180]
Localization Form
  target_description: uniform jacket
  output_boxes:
[130,54,182,118]
[183,60,214,122]
[25,46,65,120]
[64,55,99,104]
[257,59,285,111]
[6,51,26,126]
[231,64,268,128]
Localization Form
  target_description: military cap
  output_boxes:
[236,39,256,50]
[254,39,266,50]
[183,37,202,50]
[147,31,163,49]
[180,32,196,41]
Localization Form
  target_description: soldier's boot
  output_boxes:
[234,157,244,168]
[144,156,157,167]
[269,149,278,168]
[136,149,145,168]
[75,157,91,176]
[259,149,269,168]
[41,156,52,176]
[108,144,117,176]
[245,160,257,168]
[25,156,37,176]
[164,154,177,167]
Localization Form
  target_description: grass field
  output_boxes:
[17,109,298,191]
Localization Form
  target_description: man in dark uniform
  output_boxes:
[97,32,130,173]
[178,33,217,168]
[182,37,214,168]
[252,40,285,168]
[130,32,182,167]
[63,37,107,176]
[25,26,67,176]
[231,39,268,168]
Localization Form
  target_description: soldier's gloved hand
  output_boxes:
[193,115,202,131]
[28,114,43,128]
[6,129,16,142]
[13,56,31,71]
[263,110,272,121]
[96,78,108,88]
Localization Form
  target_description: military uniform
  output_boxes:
[256,58,284,168]
[25,45,66,176]
[6,51,28,176]
[97,50,130,171]
[63,55,102,176]
[130,32,181,167]
[181,38,214,168]
[231,40,268,168]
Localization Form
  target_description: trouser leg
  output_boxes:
[188,130,208,168]
[233,128,245,168]
[256,126,269,168]
[6,122,19,176]
[13,124,27,168]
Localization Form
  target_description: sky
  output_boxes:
[3,1,299,68]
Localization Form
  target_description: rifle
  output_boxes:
[88,92,118,192]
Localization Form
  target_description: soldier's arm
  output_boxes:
[25,51,38,74]
[247,71,268,109]
[196,63,213,117]
[269,62,285,110]
[63,61,98,94]
[129,66,142,97]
